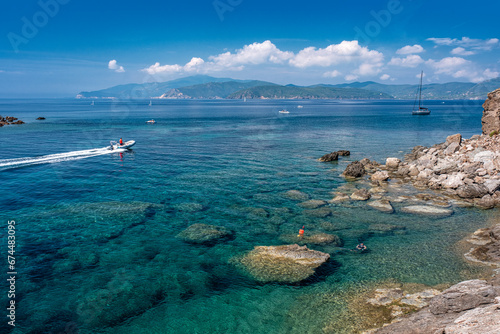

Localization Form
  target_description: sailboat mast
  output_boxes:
[418,71,423,109]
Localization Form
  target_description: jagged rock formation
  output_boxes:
[0,115,25,126]
[482,88,500,135]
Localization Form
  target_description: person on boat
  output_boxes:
[119,138,124,146]
[356,243,367,251]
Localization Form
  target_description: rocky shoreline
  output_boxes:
[340,88,500,333]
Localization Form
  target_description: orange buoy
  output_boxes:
[298,226,305,237]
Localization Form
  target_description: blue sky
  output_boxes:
[0,0,499,97]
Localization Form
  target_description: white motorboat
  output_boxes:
[146,119,156,124]
[109,140,135,150]
[279,109,290,114]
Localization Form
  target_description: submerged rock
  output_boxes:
[176,223,233,245]
[367,200,394,213]
[297,199,327,209]
[351,188,371,201]
[279,233,342,246]
[401,205,453,217]
[303,206,332,217]
[283,190,310,201]
[237,244,330,282]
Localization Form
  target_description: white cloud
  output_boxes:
[427,57,469,75]
[142,40,385,79]
[323,70,342,78]
[427,37,499,51]
[209,40,293,67]
[108,60,125,73]
[289,40,383,68]
[451,47,475,56]
[483,68,500,80]
[345,74,358,81]
[380,74,390,80]
[396,45,424,55]
[388,55,425,67]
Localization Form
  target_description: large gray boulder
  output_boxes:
[482,88,500,135]
[429,280,497,315]
[457,184,489,199]
[237,244,330,282]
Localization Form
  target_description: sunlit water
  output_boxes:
[0,99,495,333]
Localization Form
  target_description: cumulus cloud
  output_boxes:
[345,74,358,81]
[108,60,125,73]
[323,70,342,78]
[427,57,469,75]
[451,47,475,56]
[289,40,383,68]
[388,55,425,67]
[209,40,293,67]
[396,45,424,55]
[427,37,499,51]
[142,40,385,79]
[380,74,390,80]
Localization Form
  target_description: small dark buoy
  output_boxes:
[36,117,45,120]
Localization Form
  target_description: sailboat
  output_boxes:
[412,71,430,115]
[91,100,95,106]
[148,100,152,106]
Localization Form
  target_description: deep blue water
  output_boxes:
[0,99,494,333]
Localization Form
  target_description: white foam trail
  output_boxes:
[0,147,126,170]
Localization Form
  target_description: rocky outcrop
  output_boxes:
[176,223,233,245]
[0,115,25,126]
[319,151,339,162]
[364,224,500,334]
[236,244,330,282]
[343,161,366,178]
[318,150,350,162]
[365,278,500,334]
[482,88,500,135]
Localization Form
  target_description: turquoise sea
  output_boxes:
[0,99,496,333]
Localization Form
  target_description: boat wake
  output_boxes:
[0,147,126,170]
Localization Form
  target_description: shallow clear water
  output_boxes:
[0,99,494,333]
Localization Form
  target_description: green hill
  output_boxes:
[227,85,392,99]
[172,80,278,99]
[76,75,251,99]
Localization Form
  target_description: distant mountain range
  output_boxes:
[76,75,500,100]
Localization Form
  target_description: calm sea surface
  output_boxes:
[0,99,495,333]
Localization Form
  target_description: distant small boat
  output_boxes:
[91,100,95,106]
[279,109,290,114]
[146,119,156,124]
[297,105,303,109]
[412,71,430,115]
[148,100,152,106]
[243,97,247,102]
